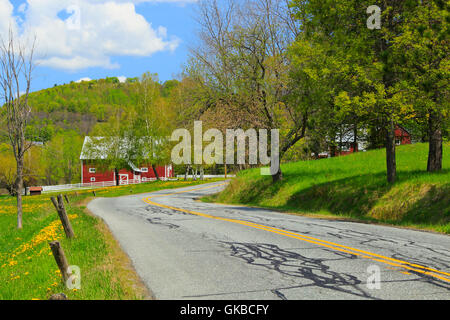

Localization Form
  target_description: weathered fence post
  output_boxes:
[64,194,70,204]
[51,195,75,239]
[49,241,70,283]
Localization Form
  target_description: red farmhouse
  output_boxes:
[80,137,173,185]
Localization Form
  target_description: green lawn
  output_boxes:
[0,179,221,300]
[206,143,449,234]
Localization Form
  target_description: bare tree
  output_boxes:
[0,29,36,229]
[189,0,306,182]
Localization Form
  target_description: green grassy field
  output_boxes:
[0,179,221,300]
[206,143,449,234]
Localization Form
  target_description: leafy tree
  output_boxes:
[42,131,83,184]
[290,0,430,183]
[390,0,449,172]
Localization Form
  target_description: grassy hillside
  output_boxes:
[0,179,220,300]
[207,143,450,233]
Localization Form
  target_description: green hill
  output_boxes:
[207,143,450,233]
[23,76,178,141]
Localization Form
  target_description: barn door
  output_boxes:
[119,174,129,185]
[134,172,141,184]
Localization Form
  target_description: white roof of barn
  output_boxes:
[80,136,118,160]
[80,136,152,173]
[80,136,161,161]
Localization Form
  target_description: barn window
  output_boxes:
[141,167,148,172]
[90,177,96,182]
[89,168,96,173]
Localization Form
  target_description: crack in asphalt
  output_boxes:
[146,217,180,229]
[223,241,375,300]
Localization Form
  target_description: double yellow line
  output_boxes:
[142,183,450,283]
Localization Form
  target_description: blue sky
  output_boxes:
[2,0,199,92]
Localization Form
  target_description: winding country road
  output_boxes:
[88,181,450,300]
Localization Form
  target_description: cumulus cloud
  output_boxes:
[1,0,182,71]
[0,0,15,36]
[117,76,127,83]
[75,77,92,83]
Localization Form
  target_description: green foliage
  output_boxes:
[87,73,176,174]
[24,78,141,134]
[42,131,84,185]
[0,179,219,299]
[209,143,450,233]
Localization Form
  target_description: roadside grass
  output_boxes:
[205,143,450,234]
[0,178,221,300]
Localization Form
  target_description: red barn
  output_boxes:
[394,125,412,145]
[80,137,173,186]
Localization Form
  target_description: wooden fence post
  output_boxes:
[49,241,70,283]
[64,194,70,204]
[51,195,75,239]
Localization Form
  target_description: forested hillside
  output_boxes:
[0,75,181,190]
[26,77,155,139]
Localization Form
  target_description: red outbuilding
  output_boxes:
[80,137,173,186]
[327,125,412,158]
[394,125,412,145]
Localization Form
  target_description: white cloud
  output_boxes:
[117,76,127,83]
[1,0,182,71]
[0,0,15,37]
[75,77,92,83]
[18,3,27,13]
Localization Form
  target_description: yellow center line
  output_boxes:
[142,182,450,283]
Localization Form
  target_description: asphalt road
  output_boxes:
[88,181,450,300]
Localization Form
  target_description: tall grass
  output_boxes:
[0,179,221,300]
[210,143,449,233]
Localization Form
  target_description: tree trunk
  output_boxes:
[184,165,190,181]
[151,164,160,181]
[200,166,204,181]
[427,110,442,172]
[16,159,24,229]
[114,168,119,186]
[271,163,283,182]
[386,120,396,184]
